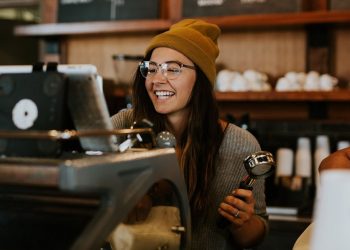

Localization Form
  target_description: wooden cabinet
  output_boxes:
[14,10,350,35]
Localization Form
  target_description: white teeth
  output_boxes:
[155,91,174,97]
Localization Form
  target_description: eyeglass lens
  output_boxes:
[139,61,183,80]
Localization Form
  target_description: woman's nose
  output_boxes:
[153,68,167,81]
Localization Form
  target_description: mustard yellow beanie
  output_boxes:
[145,19,221,87]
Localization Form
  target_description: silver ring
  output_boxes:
[234,210,240,218]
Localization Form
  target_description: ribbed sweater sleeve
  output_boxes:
[110,108,134,143]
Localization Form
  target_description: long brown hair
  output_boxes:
[132,53,224,216]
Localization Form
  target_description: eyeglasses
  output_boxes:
[139,60,196,80]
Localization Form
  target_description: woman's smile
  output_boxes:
[154,90,175,100]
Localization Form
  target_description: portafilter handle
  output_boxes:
[239,151,276,189]
[218,151,275,228]
[243,151,276,179]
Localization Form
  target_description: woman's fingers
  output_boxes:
[218,206,245,226]
[218,189,256,225]
[232,189,254,204]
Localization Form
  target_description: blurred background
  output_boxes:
[1,0,350,249]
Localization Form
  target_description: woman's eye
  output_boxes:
[168,68,180,73]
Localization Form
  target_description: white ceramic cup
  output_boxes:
[216,69,235,91]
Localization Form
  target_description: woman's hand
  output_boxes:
[218,188,255,228]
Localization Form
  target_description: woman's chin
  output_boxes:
[154,107,171,114]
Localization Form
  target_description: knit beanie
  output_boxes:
[145,19,221,87]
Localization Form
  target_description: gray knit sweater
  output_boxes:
[111,109,268,250]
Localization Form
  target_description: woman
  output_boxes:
[111,19,268,249]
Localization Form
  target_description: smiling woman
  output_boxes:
[111,19,268,250]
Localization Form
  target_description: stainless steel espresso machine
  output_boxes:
[0,64,191,250]
[0,148,190,250]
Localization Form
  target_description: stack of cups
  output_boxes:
[295,137,312,190]
[314,135,330,191]
[276,148,294,182]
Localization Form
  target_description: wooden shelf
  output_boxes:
[14,19,173,36]
[215,90,350,102]
[0,0,39,8]
[203,10,350,29]
[14,10,350,37]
